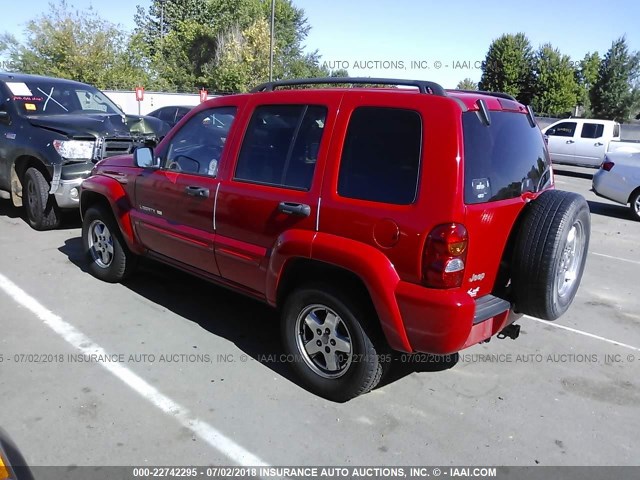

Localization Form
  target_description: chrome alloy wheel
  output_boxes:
[295,304,353,379]
[87,219,114,268]
[556,220,586,299]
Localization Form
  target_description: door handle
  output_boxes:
[185,186,209,198]
[278,201,311,217]
[595,142,604,146]
[566,140,575,144]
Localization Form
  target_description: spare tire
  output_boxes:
[511,190,590,320]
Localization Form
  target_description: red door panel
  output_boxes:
[132,170,219,275]
[215,183,317,293]
[131,104,242,276]
[213,96,340,295]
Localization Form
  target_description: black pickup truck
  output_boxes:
[0,72,169,230]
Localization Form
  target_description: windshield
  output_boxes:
[5,79,122,116]
[463,110,551,204]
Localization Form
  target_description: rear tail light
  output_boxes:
[601,160,615,172]
[422,223,468,288]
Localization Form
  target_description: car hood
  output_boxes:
[27,113,168,139]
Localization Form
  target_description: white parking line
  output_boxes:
[591,252,640,266]
[525,315,640,352]
[0,272,270,467]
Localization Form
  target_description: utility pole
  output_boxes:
[269,0,275,82]
[160,0,164,38]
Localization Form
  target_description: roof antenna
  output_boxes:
[476,99,491,126]
[526,105,536,128]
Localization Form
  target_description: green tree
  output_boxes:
[479,33,535,104]
[575,52,601,114]
[1,1,147,89]
[330,69,349,77]
[456,78,477,90]
[531,44,578,116]
[590,37,640,122]
[135,0,324,91]
[214,18,272,92]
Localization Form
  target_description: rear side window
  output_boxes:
[613,123,620,138]
[581,123,604,139]
[234,105,327,190]
[546,122,576,137]
[338,107,422,204]
[463,111,550,204]
[156,107,175,122]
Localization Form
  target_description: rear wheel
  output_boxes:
[23,167,61,230]
[281,285,386,402]
[629,190,640,221]
[511,190,590,320]
[82,205,137,282]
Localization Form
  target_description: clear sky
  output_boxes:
[3,0,639,88]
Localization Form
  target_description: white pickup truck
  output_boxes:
[541,119,640,167]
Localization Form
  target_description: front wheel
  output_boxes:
[23,167,61,230]
[82,205,137,282]
[281,285,386,402]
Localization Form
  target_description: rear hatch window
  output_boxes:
[463,111,551,204]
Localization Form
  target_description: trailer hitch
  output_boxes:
[498,323,521,340]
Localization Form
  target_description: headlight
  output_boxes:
[52,140,95,159]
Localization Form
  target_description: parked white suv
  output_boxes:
[542,119,640,167]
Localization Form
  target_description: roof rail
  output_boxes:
[448,89,517,101]
[251,77,447,96]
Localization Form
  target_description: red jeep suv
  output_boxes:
[80,78,590,401]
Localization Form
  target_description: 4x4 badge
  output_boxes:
[467,287,480,298]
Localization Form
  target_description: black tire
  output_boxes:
[281,285,387,402]
[82,205,137,282]
[629,189,640,221]
[511,190,591,320]
[23,167,61,230]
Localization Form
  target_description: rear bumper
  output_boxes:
[592,169,629,206]
[394,281,513,354]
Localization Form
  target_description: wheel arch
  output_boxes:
[14,155,50,181]
[276,258,372,313]
[627,186,640,205]
[269,232,412,352]
[80,177,143,254]
[11,155,50,207]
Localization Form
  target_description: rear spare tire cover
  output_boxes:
[511,190,590,320]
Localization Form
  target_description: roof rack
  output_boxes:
[251,77,447,96]
[448,89,517,101]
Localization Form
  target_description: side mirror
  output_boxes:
[134,147,159,168]
[0,111,10,125]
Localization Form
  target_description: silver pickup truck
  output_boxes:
[542,119,640,167]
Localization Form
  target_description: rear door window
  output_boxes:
[338,107,422,205]
[580,123,604,139]
[234,105,327,190]
[463,111,550,204]
[157,107,176,123]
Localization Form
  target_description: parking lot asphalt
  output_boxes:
[0,166,638,468]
